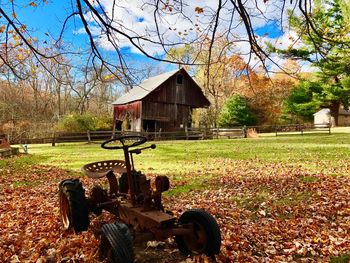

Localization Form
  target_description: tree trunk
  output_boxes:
[57,85,61,119]
[329,100,340,126]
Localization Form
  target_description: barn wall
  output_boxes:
[142,102,191,131]
[141,70,208,131]
[114,69,209,132]
[144,71,209,107]
[113,101,141,120]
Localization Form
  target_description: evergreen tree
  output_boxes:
[218,95,256,127]
[269,0,350,125]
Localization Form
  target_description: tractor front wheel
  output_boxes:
[99,223,134,263]
[59,179,90,232]
[175,209,221,256]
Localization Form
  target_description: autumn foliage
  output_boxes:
[1,153,350,262]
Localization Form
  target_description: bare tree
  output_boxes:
[0,0,340,84]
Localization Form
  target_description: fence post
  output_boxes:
[185,126,188,140]
[300,124,303,136]
[329,125,331,135]
[275,126,278,137]
[243,125,247,138]
[52,132,56,147]
[87,130,91,144]
[216,128,219,139]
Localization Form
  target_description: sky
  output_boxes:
[0,1,299,77]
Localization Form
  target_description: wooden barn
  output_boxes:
[112,68,210,132]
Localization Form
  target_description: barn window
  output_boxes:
[176,74,184,85]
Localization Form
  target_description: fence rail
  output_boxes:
[51,128,245,146]
[6,123,333,145]
[274,123,331,136]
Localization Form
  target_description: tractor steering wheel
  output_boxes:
[101,135,147,150]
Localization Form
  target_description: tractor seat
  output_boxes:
[81,160,127,179]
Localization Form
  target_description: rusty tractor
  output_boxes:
[59,135,221,262]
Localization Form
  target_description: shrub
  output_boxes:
[94,116,113,130]
[218,95,257,127]
[57,114,96,132]
[57,114,113,132]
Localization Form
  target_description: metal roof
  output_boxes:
[314,108,350,116]
[112,69,180,105]
[313,108,330,115]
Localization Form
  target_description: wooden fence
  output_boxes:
[274,124,331,136]
[7,123,332,145]
[51,128,246,146]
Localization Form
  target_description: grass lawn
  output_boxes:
[24,132,350,197]
[27,131,350,175]
[2,131,350,262]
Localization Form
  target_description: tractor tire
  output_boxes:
[59,179,90,232]
[99,223,134,263]
[175,209,221,256]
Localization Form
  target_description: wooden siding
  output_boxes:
[142,102,191,127]
[113,68,209,132]
[143,69,209,107]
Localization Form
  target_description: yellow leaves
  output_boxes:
[11,12,16,19]
[29,1,37,7]
[0,25,5,33]
[195,7,204,14]
[16,53,23,61]
[20,24,27,33]
[30,64,37,75]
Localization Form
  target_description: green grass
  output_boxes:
[0,154,48,171]
[8,132,349,196]
[12,180,41,188]
[330,254,350,263]
[273,191,312,207]
[167,174,214,196]
[233,186,271,212]
[300,175,319,183]
[26,133,350,173]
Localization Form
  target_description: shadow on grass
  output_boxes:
[0,154,50,171]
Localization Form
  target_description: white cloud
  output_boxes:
[76,0,308,70]
[73,26,101,36]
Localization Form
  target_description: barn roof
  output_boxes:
[112,69,180,105]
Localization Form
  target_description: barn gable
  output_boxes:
[112,68,210,132]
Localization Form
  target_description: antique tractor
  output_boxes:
[59,135,221,262]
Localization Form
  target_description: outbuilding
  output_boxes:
[314,107,350,127]
[112,68,210,132]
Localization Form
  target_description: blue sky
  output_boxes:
[13,2,86,49]
[4,1,285,73]
[255,20,284,38]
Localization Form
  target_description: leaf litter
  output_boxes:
[1,156,350,262]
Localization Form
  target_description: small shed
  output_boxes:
[313,108,334,127]
[112,68,210,132]
[314,107,350,127]
[338,108,350,126]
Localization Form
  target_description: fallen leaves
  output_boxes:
[166,158,350,262]
[0,162,106,262]
[1,156,350,262]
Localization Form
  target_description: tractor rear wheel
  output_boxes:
[59,179,90,232]
[99,223,134,263]
[175,209,221,256]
